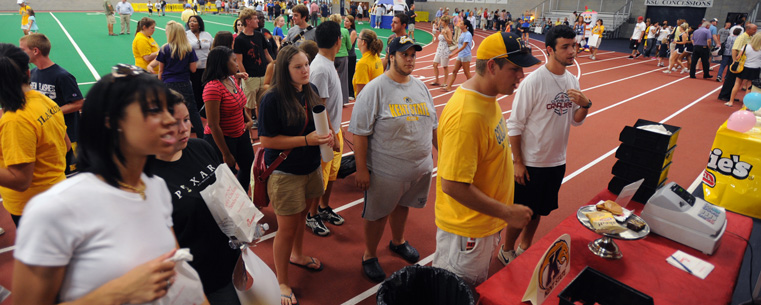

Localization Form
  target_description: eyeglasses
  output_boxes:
[111,64,146,79]
[197,39,202,49]
[488,47,530,60]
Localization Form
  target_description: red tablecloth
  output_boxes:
[476,190,753,305]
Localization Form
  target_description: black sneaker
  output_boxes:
[628,55,634,59]
[362,257,386,282]
[635,53,642,58]
[318,206,344,225]
[389,241,419,263]
[306,213,330,236]
[716,76,722,82]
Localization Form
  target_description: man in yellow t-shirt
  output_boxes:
[433,32,535,286]
[0,90,68,227]
[20,1,31,35]
[181,3,198,24]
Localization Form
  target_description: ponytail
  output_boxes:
[360,29,383,56]
[0,43,30,112]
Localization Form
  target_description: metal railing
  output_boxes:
[607,0,632,38]
[751,1,761,24]
[528,0,557,20]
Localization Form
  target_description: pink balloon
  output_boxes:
[727,110,757,133]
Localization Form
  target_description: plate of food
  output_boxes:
[576,200,650,240]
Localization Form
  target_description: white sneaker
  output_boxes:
[0,227,4,236]
[515,245,526,255]
[672,67,678,71]
[497,247,519,266]
[681,68,688,74]
[590,55,595,60]
[663,69,672,74]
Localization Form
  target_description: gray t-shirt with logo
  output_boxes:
[348,74,437,180]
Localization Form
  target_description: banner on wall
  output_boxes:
[644,0,713,8]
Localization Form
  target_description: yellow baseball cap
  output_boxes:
[476,32,541,67]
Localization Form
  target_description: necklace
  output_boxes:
[118,179,146,200]
[549,68,567,93]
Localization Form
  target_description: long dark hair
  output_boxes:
[78,69,177,187]
[463,18,474,36]
[212,31,234,49]
[0,43,30,112]
[202,46,234,85]
[267,45,320,125]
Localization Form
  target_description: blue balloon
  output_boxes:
[744,92,761,111]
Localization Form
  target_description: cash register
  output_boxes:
[641,182,727,255]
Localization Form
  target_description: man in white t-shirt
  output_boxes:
[628,16,646,59]
[643,20,659,58]
[499,25,590,265]
[305,21,344,237]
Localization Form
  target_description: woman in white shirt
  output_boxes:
[727,34,761,107]
[13,64,208,305]
[186,15,212,121]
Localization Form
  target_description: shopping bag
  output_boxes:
[233,248,280,305]
[200,163,264,244]
[153,249,206,305]
[588,34,600,48]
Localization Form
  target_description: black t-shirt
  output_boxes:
[152,139,240,294]
[258,85,321,174]
[233,31,270,77]
[321,3,329,17]
[30,64,83,142]
[274,4,281,15]
[257,27,278,60]
[406,9,416,24]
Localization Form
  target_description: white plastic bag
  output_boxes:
[200,164,264,243]
[233,248,280,305]
[153,248,206,305]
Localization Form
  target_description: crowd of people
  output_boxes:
[4,1,759,304]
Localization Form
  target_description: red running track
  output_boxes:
[0,22,740,305]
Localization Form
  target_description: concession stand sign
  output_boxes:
[645,0,713,7]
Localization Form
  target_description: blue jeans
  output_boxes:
[717,55,732,79]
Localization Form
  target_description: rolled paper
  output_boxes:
[312,105,333,162]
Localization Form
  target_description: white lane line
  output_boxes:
[0,246,15,255]
[344,83,723,305]
[562,85,722,185]
[580,55,631,65]
[77,81,97,86]
[50,12,101,81]
[584,60,650,75]
[341,254,435,305]
[687,172,704,193]
[131,18,166,31]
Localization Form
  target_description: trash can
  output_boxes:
[377,265,475,305]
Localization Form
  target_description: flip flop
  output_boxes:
[281,292,298,305]
[289,256,323,271]
[725,102,733,107]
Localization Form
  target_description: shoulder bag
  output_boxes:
[251,99,309,208]
[730,45,747,74]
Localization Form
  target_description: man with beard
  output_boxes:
[500,25,590,265]
[433,32,536,286]
[349,36,437,283]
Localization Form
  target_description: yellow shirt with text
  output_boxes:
[0,90,67,215]
[353,52,383,94]
[20,5,31,26]
[435,87,515,238]
[133,31,159,73]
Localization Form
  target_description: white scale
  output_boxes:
[642,182,727,255]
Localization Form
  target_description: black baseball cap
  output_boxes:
[387,36,422,54]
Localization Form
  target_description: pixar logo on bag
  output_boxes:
[704,148,753,187]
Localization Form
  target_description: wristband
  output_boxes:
[581,99,592,109]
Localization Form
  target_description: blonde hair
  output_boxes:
[275,16,284,26]
[329,13,342,24]
[751,34,761,51]
[165,20,192,60]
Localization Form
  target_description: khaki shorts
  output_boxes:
[433,53,449,67]
[361,170,431,221]
[321,130,344,188]
[408,23,415,33]
[268,167,324,216]
[432,228,501,287]
[241,76,265,110]
[107,14,116,25]
[21,24,29,30]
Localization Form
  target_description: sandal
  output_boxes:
[289,256,323,271]
[430,82,440,86]
[725,102,733,107]
[281,292,298,305]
